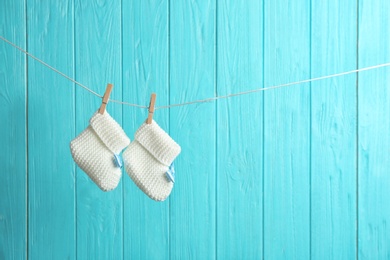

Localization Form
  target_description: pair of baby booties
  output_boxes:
[70,110,181,201]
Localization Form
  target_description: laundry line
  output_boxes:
[2,35,390,110]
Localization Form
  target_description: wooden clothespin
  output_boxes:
[146,93,156,124]
[99,83,113,114]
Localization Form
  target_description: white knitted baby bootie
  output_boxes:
[123,120,181,201]
[70,111,130,191]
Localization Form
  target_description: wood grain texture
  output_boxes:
[27,1,75,258]
[311,0,357,258]
[358,0,390,258]
[3,0,390,258]
[122,1,170,259]
[0,0,27,259]
[264,0,311,258]
[74,0,123,258]
[169,0,216,258]
[217,0,263,258]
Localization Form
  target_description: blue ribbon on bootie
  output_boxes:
[114,153,123,168]
[166,163,175,183]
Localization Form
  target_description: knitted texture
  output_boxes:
[70,111,130,191]
[123,120,181,201]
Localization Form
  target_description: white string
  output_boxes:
[0,36,147,108]
[0,36,102,98]
[109,99,148,109]
[156,62,390,109]
[2,35,390,111]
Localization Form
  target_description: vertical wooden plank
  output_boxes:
[74,0,123,259]
[170,0,216,258]
[122,1,170,259]
[216,0,263,258]
[27,0,75,258]
[264,0,311,258]
[358,0,390,258]
[311,0,357,258]
[0,0,27,259]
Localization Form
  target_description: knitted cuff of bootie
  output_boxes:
[123,120,181,201]
[70,111,130,191]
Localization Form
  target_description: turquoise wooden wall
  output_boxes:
[1,0,390,259]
